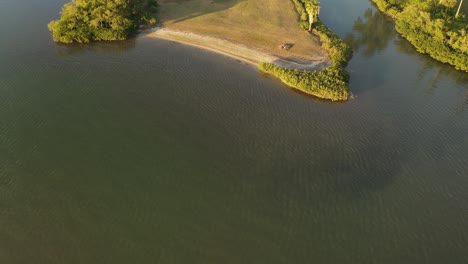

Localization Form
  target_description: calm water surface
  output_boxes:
[0,0,467,263]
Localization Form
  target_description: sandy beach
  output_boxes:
[146,27,330,71]
[146,0,331,71]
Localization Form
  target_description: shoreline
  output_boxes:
[369,0,468,72]
[144,27,330,71]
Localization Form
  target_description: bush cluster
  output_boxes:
[49,0,158,43]
[291,0,310,30]
[291,0,353,67]
[259,63,350,101]
[312,21,353,67]
[371,0,468,72]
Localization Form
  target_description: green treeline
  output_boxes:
[291,0,353,67]
[292,0,310,30]
[48,0,157,43]
[312,22,353,67]
[292,0,353,67]
[371,0,468,72]
[259,0,353,101]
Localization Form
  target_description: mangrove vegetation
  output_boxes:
[49,0,157,43]
[370,0,468,72]
[259,63,350,101]
[259,0,353,101]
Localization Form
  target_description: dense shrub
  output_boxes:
[370,0,468,72]
[259,62,350,101]
[291,0,310,30]
[49,0,158,43]
[258,0,353,101]
[312,21,353,67]
[290,0,353,67]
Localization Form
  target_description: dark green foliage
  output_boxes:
[292,0,318,30]
[259,62,350,101]
[312,21,353,67]
[48,0,158,43]
[370,0,468,72]
[292,0,309,23]
[257,0,353,101]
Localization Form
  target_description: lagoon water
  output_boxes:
[1,0,467,263]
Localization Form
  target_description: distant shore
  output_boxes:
[146,27,330,71]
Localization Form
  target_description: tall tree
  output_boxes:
[49,0,157,43]
[456,0,464,17]
[305,0,320,31]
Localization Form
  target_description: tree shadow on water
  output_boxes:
[345,8,396,58]
[395,36,468,114]
[343,8,397,96]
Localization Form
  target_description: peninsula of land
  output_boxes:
[147,27,329,71]
[148,0,352,101]
[49,0,353,101]
[149,0,329,67]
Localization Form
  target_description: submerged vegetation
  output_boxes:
[370,0,468,72]
[49,0,157,43]
[259,0,353,101]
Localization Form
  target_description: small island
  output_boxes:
[49,0,352,101]
[371,0,467,72]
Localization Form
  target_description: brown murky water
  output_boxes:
[0,0,467,263]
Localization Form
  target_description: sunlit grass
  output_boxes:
[157,0,327,61]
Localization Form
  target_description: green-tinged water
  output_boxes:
[0,0,467,263]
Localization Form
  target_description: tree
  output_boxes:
[48,0,157,43]
[455,0,464,17]
[304,0,320,31]
[440,0,458,8]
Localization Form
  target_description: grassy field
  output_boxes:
[156,0,328,62]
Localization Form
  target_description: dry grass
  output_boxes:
[156,0,328,62]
